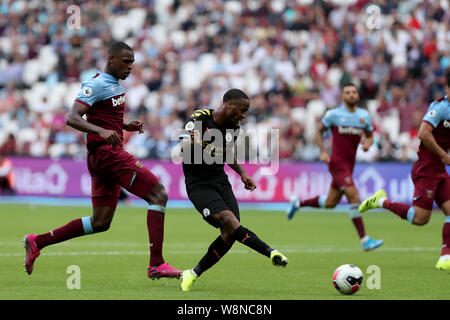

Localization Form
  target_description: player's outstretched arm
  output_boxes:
[66,101,121,145]
[418,121,450,165]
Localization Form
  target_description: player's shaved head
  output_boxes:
[220,88,249,126]
[108,41,133,56]
[223,88,249,103]
[105,41,134,80]
[213,88,250,127]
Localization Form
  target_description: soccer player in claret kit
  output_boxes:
[286,83,384,251]
[178,89,288,291]
[22,42,182,279]
[360,72,450,270]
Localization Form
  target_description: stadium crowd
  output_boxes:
[0,0,448,162]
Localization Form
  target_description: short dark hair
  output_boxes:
[108,41,133,56]
[342,82,358,90]
[223,88,248,103]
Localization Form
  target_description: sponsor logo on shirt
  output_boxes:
[112,95,125,107]
[338,126,363,135]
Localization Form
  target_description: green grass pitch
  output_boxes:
[0,203,449,300]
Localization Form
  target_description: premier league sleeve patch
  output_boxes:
[423,103,442,128]
[75,80,102,107]
[185,121,195,131]
[82,86,93,97]
[428,109,437,118]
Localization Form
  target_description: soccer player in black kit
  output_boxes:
[178,88,288,291]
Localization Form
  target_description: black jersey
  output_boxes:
[179,108,239,185]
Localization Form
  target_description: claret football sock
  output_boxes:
[300,195,326,208]
[349,204,366,239]
[35,216,92,250]
[382,199,415,223]
[147,205,166,267]
[193,236,232,277]
[232,226,273,257]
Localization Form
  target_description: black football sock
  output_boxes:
[193,236,233,277]
[232,225,273,258]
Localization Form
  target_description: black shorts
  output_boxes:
[186,180,240,228]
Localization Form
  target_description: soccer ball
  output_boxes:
[332,264,363,295]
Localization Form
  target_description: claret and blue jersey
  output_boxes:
[74,72,126,149]
[415,96,450,177]
[322,104,373,170]
[422,96,450,130]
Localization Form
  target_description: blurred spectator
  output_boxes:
[0,133,16,155]
[0,0,447,163]
[377,133,397,162]
[0,153,15,195]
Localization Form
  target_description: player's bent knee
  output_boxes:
[145,183,168,206]
[155,188,168,205]
[214,210,239,230]
[413,213,431,226]
[91,220,112,233]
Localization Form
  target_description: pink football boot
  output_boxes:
[147,263,182,280]
[23,234,40,275]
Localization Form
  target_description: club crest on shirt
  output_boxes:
[426,190,433,198]
[443,120,450,128]
[135,160,144,168]
[359,118,365,124]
